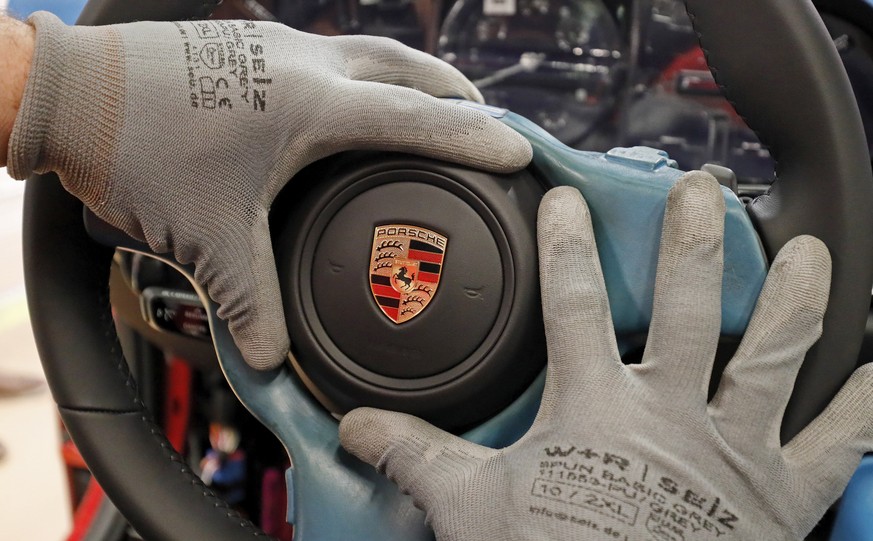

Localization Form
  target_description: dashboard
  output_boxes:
[211,0,873,198]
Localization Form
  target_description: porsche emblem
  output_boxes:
[369,224,447,324]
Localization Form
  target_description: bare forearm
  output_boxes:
[0,15,34,168]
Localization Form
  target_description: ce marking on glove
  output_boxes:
[193,76,232,110]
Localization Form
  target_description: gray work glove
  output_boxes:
[7,11,531,370]
[340,173,873,540]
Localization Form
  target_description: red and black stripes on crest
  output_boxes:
[408,239,443,283]
[370,273,401,320]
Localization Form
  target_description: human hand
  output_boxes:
[6,12,531,370]
[339,174,873,540]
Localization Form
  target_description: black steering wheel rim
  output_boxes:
[23,1,873,540]
[682,1,873,440]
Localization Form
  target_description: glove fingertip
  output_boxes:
[668,170,724,205]
[538,186,589,240]
[769,235,832,316]
[233,323,290,371]
[539,185,587,213]
[476,120,532,172]
[776,235,832,281]
[468,84,485,104]
[441,100,531,172]
[339,407,399,465]
[246,346,288,371]
[235,275,291,372]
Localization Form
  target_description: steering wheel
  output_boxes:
[23,0,873,540]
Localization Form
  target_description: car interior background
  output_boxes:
[2,0,873,539]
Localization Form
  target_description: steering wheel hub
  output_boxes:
[274,155,547,430]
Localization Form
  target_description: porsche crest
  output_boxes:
[369,225,447,324]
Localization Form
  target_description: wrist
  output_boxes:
[7,11,124,209]
[0,16,35,168]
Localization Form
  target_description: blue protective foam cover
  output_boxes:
[494,106,768,337]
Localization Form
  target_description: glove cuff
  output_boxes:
[8,11,125,210]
